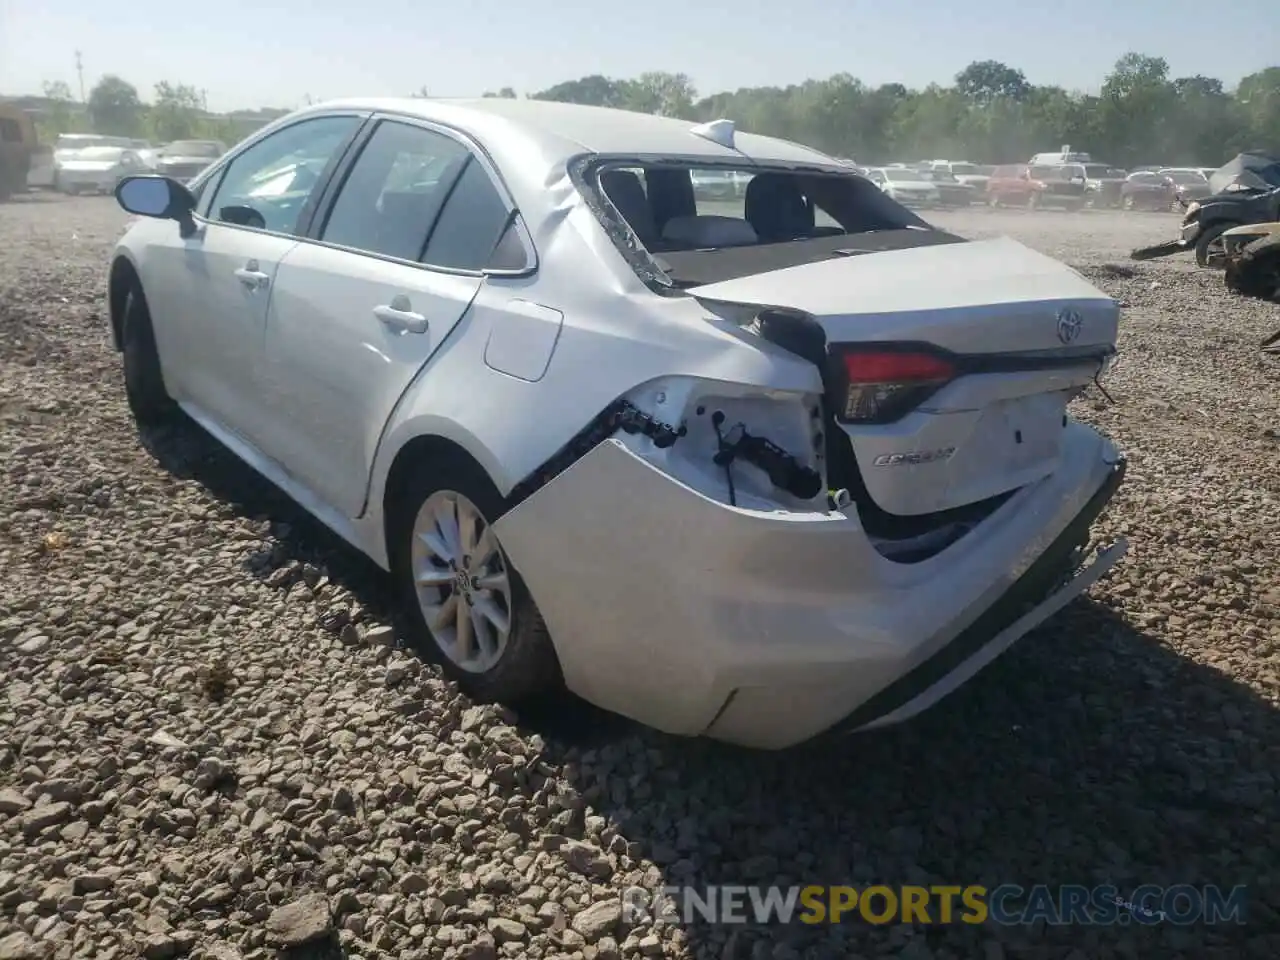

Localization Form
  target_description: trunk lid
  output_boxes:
[688,237,1117,517]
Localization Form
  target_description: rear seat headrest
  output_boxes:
[661,214,758,248]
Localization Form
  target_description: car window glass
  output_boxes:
[485,215,532,272]
[203,116,359,235]
[421,157,512,271]
[321,120,470,262]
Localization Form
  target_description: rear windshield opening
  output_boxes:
[579,159,957,288]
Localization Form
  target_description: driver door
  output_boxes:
[150,114,366,447]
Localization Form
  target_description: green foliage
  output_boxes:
[36,81,87,141]
[30,54,1280,164]
[530,57,1280,166]
[87,75,143,136]
[149,81,205,141]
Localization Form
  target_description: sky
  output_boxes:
[2,0,1278,113]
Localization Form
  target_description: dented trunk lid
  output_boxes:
[687,236,1119,517]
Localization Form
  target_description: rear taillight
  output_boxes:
[831,347,957,423]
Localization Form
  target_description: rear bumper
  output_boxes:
[495,423,1127,749]
[822,458,1125,735]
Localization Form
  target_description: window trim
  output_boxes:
[303,112,537,279]
[310,118,471,264]
[570,153,922,297]
[189,110,373,240]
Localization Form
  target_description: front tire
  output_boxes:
[1195,223,1232,269]
[1225,236,1280,299]
[393,459,561,704]
[121,287,176,426]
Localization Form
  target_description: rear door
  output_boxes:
[259,117,524,516]
[688,237,1117,517]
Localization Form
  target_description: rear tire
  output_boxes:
[391,458,562,705]
[121,286,176,427]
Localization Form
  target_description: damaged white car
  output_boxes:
[106,98,1128,750]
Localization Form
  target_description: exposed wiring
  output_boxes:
[1092,370,1116,405]
[710,411,737,506]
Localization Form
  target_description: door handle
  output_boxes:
[234,260,270,290]
[373,299,428,334]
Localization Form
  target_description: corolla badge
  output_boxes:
[1056,307,1084,344]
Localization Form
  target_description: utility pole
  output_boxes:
[75,50,85,102]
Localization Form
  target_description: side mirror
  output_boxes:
[115,175,197,234]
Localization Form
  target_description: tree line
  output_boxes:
[35,78,288,146]
[35,54,1280,168]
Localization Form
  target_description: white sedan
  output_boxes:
[107,98,1127,749]
[56,146,149,194]
[864,166,943,207]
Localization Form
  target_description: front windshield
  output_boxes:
[1164,171,1206,185]
[1083,165,1110,178]
[884,169,929,182]
[949,163,979,175]
[162,141,221,158]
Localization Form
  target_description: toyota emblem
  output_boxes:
[1056,308,1083,344]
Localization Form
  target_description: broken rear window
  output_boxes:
[575,157,939,290]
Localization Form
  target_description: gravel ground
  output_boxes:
[2,194,1278,960]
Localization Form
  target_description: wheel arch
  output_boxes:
[107,253,142,352]
[377,430,508,571]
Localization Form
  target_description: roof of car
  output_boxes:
[309,97,838,169]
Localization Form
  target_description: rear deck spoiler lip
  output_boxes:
[692,292,1118,373]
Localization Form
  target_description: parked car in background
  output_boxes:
[47,133,134,190]
[105,98,1126,749]
[1158,168,1212,209]
[56,146,150,194]
[922,169,977,206]
[1120,172,1176,211]
[1079,163,1127,208]
[689,168,750,200]
[864,166,941,207]
[1131,184,1280,267]
[1029,148,1092,165]
[130,140,158,170]
[930,161,992,192]
[987,163,1085,209]
[153,140,227,182]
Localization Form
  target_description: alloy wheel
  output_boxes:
[410,490,513,673]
